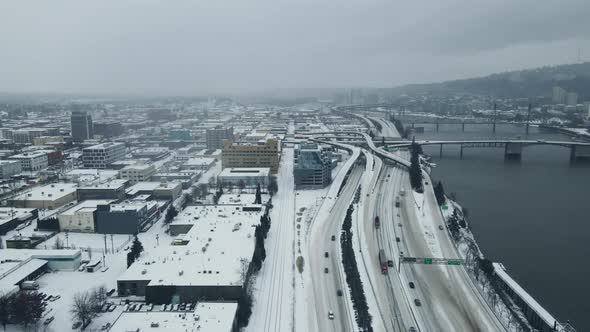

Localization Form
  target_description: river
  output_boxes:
[410,122,590,331]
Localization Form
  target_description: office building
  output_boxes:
[0,160,22,178]
[9,151,48,171]
[82,142,126,169]
[71,111,94,142]
[206,126,234,149]
[566,92,578,106]
[119,164,157,184]
[222,138,280,173]
[293,143,333,189]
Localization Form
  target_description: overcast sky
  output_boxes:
[1,0,590,96]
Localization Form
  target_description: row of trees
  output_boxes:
[434,181,446,206]
[236,201,273,329]
[70,286,109,329]
[341,199,373,331]
[0,291,46,330]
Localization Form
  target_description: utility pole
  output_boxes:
[492,103,497,133]
[103,233,107,255]
[110,234,114,254]
[526,103,531,135]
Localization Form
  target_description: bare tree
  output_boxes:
[198,183,208,199]
[238,258,250,284]
[53,236,64,249]
[71,291,98,328]
[92,285,108,310]
[0,293,10,331]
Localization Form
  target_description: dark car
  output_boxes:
[331,235,336,241]
[387,260,394,267]
[324,268,329,273]
[44,317,54,325]
[324,252,329,258]
[414,299,421,306]
[72,321,82,329]
[336,289,343,296]
[409,282,415,289]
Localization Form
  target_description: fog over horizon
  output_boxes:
[1,0,590,96]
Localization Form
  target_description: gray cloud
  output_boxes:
[0,0,589,95]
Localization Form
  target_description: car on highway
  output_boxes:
[409,327,416,332]
[439,225,444,230]
[414,299,421,306]
[331,235,336,241]
[387,260,394,267]
[324,268,329,273]
[396,237,400,242]
[324,252,329,258]
[409,282,415,289]
[336,289,343,296]
[328,311,334,320]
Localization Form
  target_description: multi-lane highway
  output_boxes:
[305,144,361,332]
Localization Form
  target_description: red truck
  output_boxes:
[379,249,388,274]
[375,216,380,229]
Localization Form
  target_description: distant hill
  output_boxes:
[392,62,590,100]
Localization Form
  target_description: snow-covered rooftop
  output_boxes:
[118,204,261,287]
[59,199,114,216]
[13,183,77,201]
[108,302,237,332]
[218,167,270,178]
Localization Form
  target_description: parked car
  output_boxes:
[107,288,116,296]
[108,304,116,312]
[147,304,154,311]
[72,321,82,329]
[101,266,109,272]
[101,322,111,330]
[124,304,129,311]
[438,225,444,230]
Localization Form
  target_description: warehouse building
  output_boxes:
[95,200,161,234]
[218,167,270,188]
[57,199,113,232]
[119,164,157,184]
[77,179,128,201]
[10,183,77,209]
[117,204,262,303]
[125,181,182,201]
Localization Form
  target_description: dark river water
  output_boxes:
[412,123,590,331]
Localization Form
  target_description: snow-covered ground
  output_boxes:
[245,148,295,332]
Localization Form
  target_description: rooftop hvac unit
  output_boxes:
[179,270,184,276]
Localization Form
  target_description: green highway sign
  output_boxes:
[442,205,448,210]
[447,260,462,266]
[423,258,433,264]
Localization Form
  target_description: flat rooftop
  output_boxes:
[0,207,36,226]
[13,183,77,201]
[78,179,128,190]
[107,302,237,332]
[83,142,125,150]
[126,181,181,194]
[59,200,114,216]
[218,167,270,177]
[118,204,261,287]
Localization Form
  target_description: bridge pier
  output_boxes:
[570,145,590,161]
[439,144,443,157]
[412,121,415,129]
[504,142,523,160]
[436,122,439,132]
[459,144,463,159]
[461,122,465,132]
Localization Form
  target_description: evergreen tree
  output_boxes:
[409,141,423,193]
[434,181,446,206]
[126,251,135,268]
[267,176,278,196]
[254,183,262,204]
[131,236,144,260]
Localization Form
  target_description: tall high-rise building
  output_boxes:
[566,92,578,106]
[552,86,567,104]
[71,111,94,142]
[293,143,333,189]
